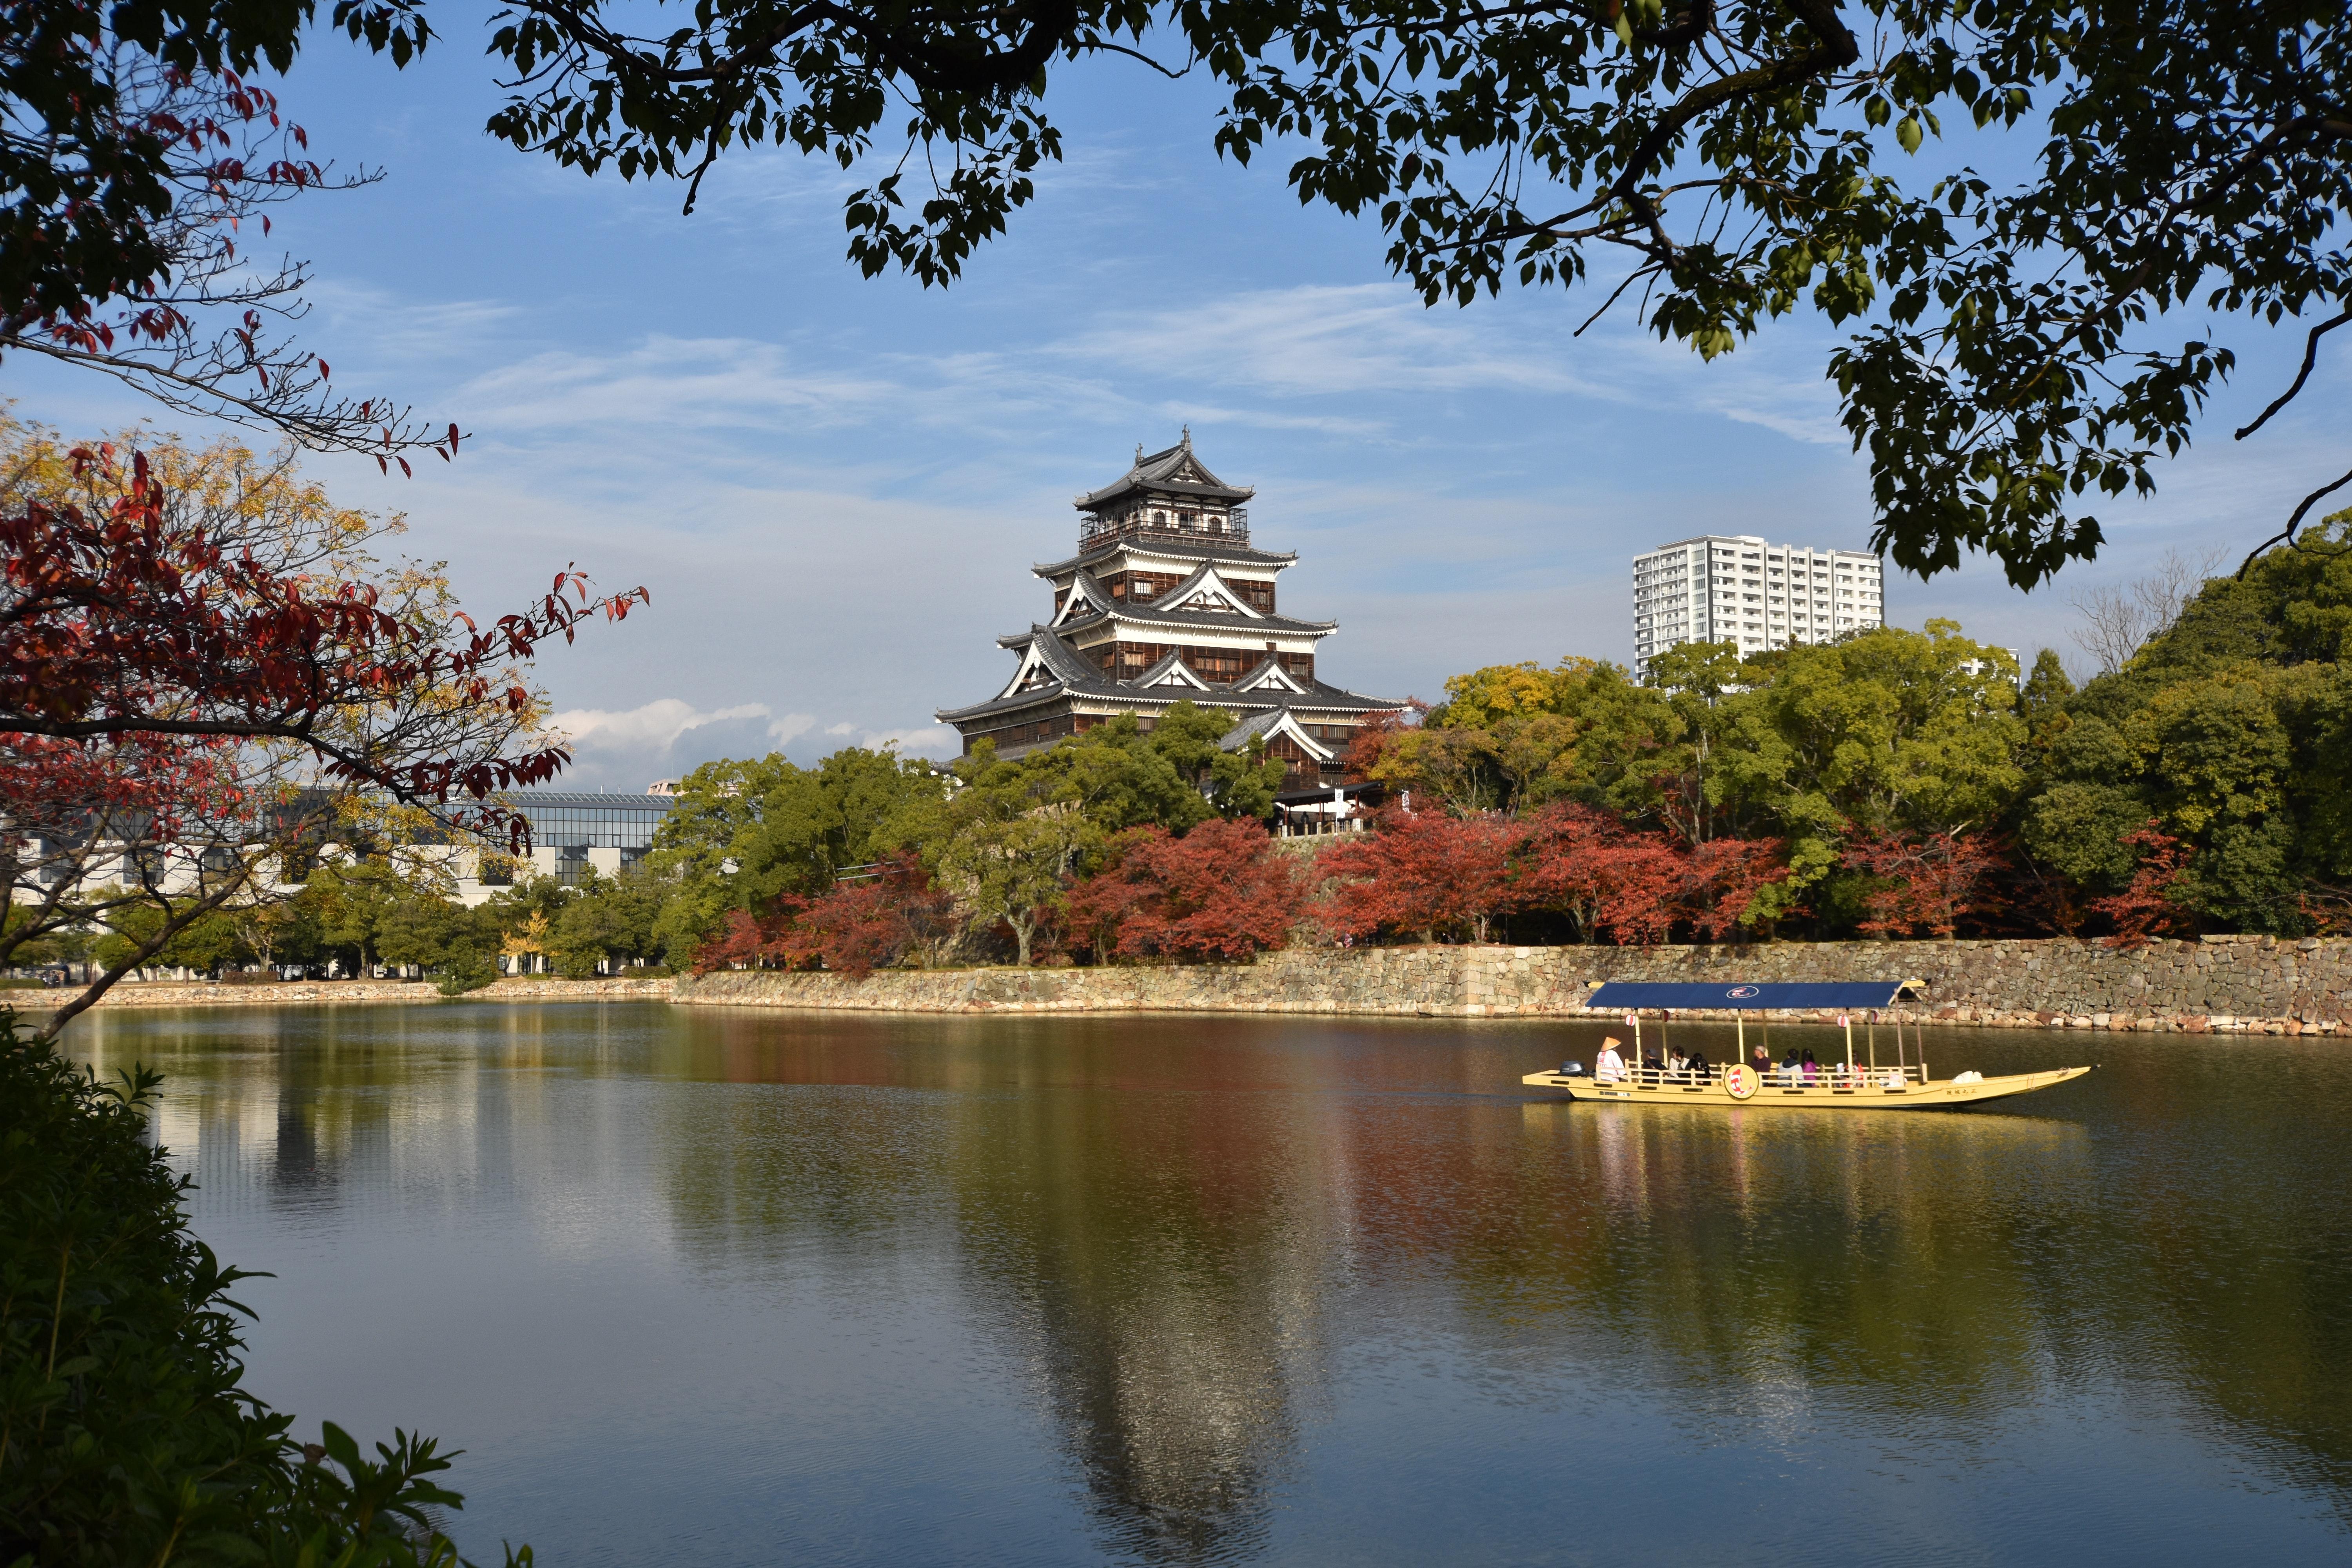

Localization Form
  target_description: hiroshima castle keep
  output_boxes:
[937,434,1403,784]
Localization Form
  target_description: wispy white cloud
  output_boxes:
[459,336,900,436]
[547,698,804,753]
[841,722,960,759]
[541,699,815,789]
[1049,283,1609,401]
[304,280,526,366]
[541,698,958,789]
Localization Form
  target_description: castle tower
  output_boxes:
[936,434,1402,784]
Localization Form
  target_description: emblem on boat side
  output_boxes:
[1723,1063,1759,1099]
[1726,985,1761,1000]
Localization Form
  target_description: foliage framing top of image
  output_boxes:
[7,1,2342,581]
[466,0,2350,585]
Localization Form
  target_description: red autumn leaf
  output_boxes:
[2088,820,2194,949]
[1317,806,1518,943]
[1842,828,2002,939]
[1065,818,1302,962]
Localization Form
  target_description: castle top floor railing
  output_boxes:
[1078,506,1250,551]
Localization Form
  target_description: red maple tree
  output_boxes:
[1512,804,1787,944]
[1064,818,1302,962]
[0,443,642,824]
[1317,807,1519,943]
[0,434,646,1032]
[1679,834,1791,940]
[691,907,783,974]
[1340,703,1425,784]
[1842,829,2000,938]
[1060,828,1161,962]
[777,855,956,977]
[2089,820,2194,949]
[1514,803,1680,944]
[695,855,956,978]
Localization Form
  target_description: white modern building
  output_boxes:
[1632,535,1884,676]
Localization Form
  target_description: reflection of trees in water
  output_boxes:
[947,1065,1337,1566]
[1419,1080,2352,1520]
[655,1083,953,1275]
[72,1004,609,1217]
[651,1016,1347,1564]
[88,1006,2352,1539]
[650,1011,965,1278]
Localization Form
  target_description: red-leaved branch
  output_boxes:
[0,443,646,846]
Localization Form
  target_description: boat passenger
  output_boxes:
[1593,1036,1628,1084]
[1801,1049,1819,1083]
[1688,1050,1710,1081]
[1780,1047,1802,1085]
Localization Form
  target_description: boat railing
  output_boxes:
[1592,1062,1930,1089]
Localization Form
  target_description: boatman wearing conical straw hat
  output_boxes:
[1593,1036,1628,1084]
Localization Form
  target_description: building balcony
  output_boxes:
[1079,506,1251,550]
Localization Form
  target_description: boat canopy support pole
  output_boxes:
[1844,1016,1854,1074]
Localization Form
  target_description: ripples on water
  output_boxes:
[71,1004,2352,1566]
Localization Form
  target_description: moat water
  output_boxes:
[73,1003,2352,1566]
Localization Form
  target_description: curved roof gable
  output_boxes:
[1235,655,1308,694]
[1152,562,1261,619]
[988,628,1105,703]
[1074,430,1255,510]
[1051,572,1112,628]
[1033,535,1298,579]
[1135,651,1214,690]
[1218,706,1336,762]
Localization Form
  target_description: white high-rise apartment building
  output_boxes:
[1632,535,1884,676]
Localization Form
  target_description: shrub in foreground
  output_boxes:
[0,1017,525,1566]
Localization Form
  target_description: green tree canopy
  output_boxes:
[14,3,2344,584]
[646,746,955,962]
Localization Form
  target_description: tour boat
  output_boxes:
[1520,981,2092,1111]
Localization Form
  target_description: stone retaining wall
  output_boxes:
[78,976,675,1009]
[50,939,2352,1033]
[675,935,2352,1034]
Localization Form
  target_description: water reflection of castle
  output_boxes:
[944,1042,1344,1562]
[113,1005,2352,1556]
[653,1020,2352,1556]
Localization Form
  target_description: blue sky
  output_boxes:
[16,27,2346,789]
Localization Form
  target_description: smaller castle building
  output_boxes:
[937,435,1403,783]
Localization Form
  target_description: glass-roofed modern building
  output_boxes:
[447,788,683,904]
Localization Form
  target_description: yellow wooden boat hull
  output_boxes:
[1519,1065,2091,1110]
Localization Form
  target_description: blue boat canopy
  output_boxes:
[1584,980,1921,1012]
